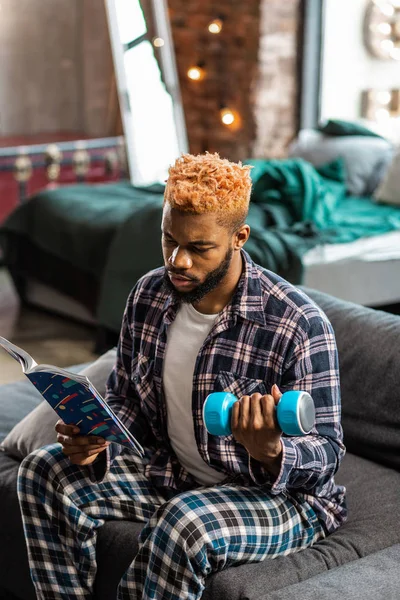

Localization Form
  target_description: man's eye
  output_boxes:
[192,247,209,254]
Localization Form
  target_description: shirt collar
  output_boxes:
[163,249,266,328]
[230,250,266,327]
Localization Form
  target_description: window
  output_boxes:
[105,0,188,186]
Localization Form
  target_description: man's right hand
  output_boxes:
[55,419,110,466]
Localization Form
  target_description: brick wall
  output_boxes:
[253,0,302,158]
[169,0,302,161]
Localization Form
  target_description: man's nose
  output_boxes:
[169,246,193,270]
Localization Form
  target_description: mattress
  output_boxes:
[303,231,400,306]
[23,231,400,326]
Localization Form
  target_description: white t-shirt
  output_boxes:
[162,302,226,486]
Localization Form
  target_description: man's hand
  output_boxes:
[231,385,283,476]
[55,420,110,466]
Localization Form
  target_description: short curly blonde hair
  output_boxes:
[164,152,252,230]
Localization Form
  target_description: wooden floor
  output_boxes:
[0,269,99,384]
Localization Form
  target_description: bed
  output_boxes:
[1,126,400,342]
[303,230,400,307]
[17,228,400,333]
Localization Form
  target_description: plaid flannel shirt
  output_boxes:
[105,250,347,534]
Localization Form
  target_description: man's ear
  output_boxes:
[234,224,250,250]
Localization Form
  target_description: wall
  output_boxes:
[169,0,260,162]
[0,0,302,155]
[0,0,115,139]
[169,0,301,161]
[253,0,302,158]
[82,0,117,137]
[321,0,400,122]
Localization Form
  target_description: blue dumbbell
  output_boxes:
[203,390,315,436]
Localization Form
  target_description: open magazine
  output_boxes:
[0,336,144,456]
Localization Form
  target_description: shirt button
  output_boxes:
[133,375,139,383]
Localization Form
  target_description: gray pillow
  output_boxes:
[289,129,393,196]
[374,148,400,206]
[0,348,117,461]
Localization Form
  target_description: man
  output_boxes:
[18,153,346,599]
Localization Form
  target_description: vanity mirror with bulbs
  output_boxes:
[301,0,400,140]
[364,0,400,61]
[317,0,400,140]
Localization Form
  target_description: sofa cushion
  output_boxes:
[301,286,400,471]
[0,450,396,600]
[261,544,400,600]
[1,444,400,599]
[0,453,36,600]
[0,350,116,460]
[74,453,400,598]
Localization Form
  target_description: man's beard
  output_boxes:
[162,247,233,305]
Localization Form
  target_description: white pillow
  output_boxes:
[374,149,400,206]
[0,348,117,460]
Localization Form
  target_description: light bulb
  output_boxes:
[377,22,392,35]
[380,38,394,51]
[377,90,392,105]
[390,47,400,60]
[153,37,165,48]
[376,108,390,121]
[187,66,205,81]
[220,108,235,125]
[208,19,223,34]
[380,3,395,17]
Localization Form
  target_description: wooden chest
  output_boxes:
[0,133,127,223]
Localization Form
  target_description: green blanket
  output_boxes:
[246,156,400,243]
[0,182,164,280]
[2,158,400,333]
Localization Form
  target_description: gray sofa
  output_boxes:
[1,286,399,600]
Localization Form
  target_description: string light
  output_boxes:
[153,37,165,47]
[208,19,223,34]
[187,16,243,133]
[187,66,206,81]
[220,108,235,125]
[219,107,242,131]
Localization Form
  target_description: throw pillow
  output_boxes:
[374,149,400,206]
[0,348,117,461]
[318,119,384,138]
[288,129,393,196]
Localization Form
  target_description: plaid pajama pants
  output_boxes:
[17,444,325,600]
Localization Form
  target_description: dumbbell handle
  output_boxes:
[203,390,315,437]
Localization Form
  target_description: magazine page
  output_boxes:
[0,336,37,373]
[33,364,91,384]
[87,381,145,457]
[25,370,144,455]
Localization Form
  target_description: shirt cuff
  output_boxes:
[248,453,273,487]
[87,442,123,483]
[270,436,298,495]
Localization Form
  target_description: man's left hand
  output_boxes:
[231,384,283,467]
